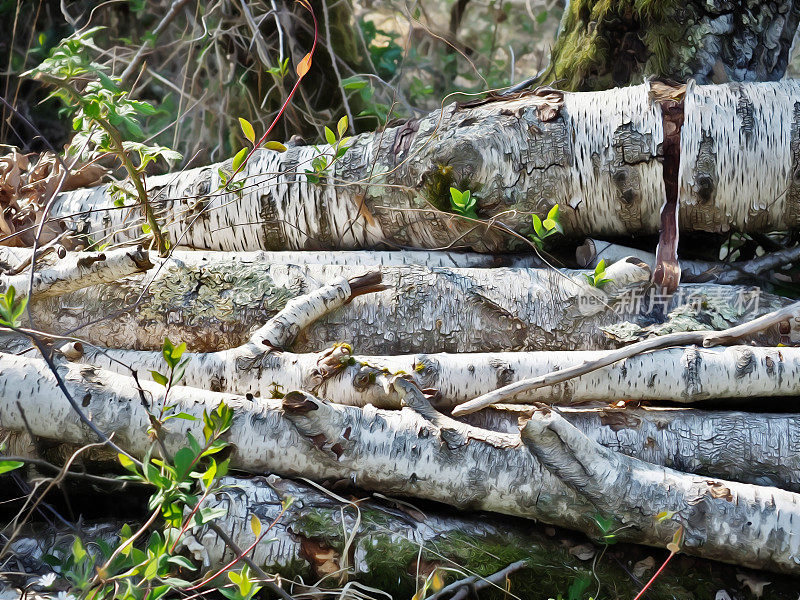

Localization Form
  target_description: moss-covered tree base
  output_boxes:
[541,0,800,90]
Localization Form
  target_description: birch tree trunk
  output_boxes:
[47,80,800,253]
[3,353,800,574]
[2,250,794,354]
[539,1,800,90]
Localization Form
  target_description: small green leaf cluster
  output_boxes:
[0,286,27,328]
[25,28,180,253]
[449,187,478,219]
[221,565,262,600]
[42,399,233,599]
[529,204,563,250]
[592,513,618,546]
[149,337,189,391]
[266,57,291,79]
[584,259,613,289]
[25,28,182,173]
[306,116,351,184]
[219,117,288,190]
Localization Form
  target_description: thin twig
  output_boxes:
[452,298,800,416]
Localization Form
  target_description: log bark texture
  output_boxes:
[9,477,800,599]
[3,250,795,354]
[3,353,800,573]
[48,81,800,253]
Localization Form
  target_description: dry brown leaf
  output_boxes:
[0,147,108,247]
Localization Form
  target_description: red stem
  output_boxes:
[230,0,318,182]
[633,550,676,600]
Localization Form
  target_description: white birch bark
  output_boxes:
[2,353,800,573]
[47,81,800,252]
[522,407,800,574]
[0,247,153,298]
[78,344,800,412]
[467,406,800,493]
[0,250,794,353]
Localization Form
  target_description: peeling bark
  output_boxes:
[522,407,800,574]
[47,81,800,253]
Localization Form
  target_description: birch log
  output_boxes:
[9,478,798,599]
[0,247,152,298]
[79,344,800,411]
[178,475,800,599]
[3,354,800,573]
[0,250,795,353]
[46,81,800,253]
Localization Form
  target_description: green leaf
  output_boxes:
[193,505,228,527]
[337,115,348,137]
[232,148,248,172]
[167,555,196,571]
[342,77,368,90]
[171,341,186,362]
[532,214,544,238]
[72,536,87,563]
[263,141,287,152]
[595,259,606,276]
[173,447,195,480]
[324,126,336,146]
[0,460,23,475]
[150,371,169,386]
[239,118,255,145]
[173,358,190,384]
[118,453,138,473]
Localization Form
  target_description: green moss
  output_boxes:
[539,0,687,91]
[421,163,456,212]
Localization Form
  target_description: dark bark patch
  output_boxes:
[391,119,420,165]
[783,102,800,228]
[489,357,515,387]
[597,410,642,432]
[685,133,722,232]
[733,85,755,144]
[733,347,756,379]
[610,123,655,231]
[282,390,319,414]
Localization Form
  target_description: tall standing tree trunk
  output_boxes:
[540,0,800,90]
